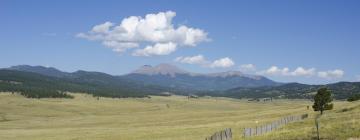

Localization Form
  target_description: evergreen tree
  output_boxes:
[312,88,333,115]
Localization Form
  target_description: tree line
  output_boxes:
[0,70,168,98]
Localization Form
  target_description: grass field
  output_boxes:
[0,92,359,140]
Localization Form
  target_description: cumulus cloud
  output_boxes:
[317,69,344,79]
[175,55,207,65]
[77,11,209,56]
[239,64,256,72]
[258,66,345,79]
[258,66,316,77]
[175,55,234,68]
[132,42,177,56]
[291,67,316,77]
[210,57,235,68]
[259,66,290,76]
[92,22,114,34]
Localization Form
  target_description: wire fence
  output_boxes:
[243,114,308,138]
[205,128,232,140]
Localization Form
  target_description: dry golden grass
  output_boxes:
[0,92,358,140]
[250,100,360,140]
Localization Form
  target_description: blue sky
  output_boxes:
[1,0,359,84]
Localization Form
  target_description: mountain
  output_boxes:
[2,64,360,100]
[6,64,280,91]
[131,63,190,77]
[1,66,179,98]
[224,82,360,100]
[8,65,71,78]
[124,64,279,90]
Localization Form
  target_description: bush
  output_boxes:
[347,94,360,102]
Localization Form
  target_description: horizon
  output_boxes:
[1,0,360,84]
[2,63,358,86]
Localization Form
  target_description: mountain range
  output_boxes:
[7,64,279,90]
[124,63,279,91]
[1,64,360,99]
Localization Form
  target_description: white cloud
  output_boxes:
[77,11,209,56]
[175,55,235,68]
[258,66,316,77]
[318,69,344,79]
[210,57,235,68]
[132,42,177,56]
[290,67,316,77]
[259,66,290,76]
[175,55,207,65]
[239,64,256,72]
[92,22,114,34]
[249,65,347,80]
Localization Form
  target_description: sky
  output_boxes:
[1,0,359,84]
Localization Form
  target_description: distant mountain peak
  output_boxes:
[131,63,189,77]
[130,64,268,80]
[142,65,152,67]
[205,70,264,80]
[207,71,244,77]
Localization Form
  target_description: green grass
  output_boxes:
[0,92,359,140]
[250,101,360,140]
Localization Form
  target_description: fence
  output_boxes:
[205,128,232,140]
[243,114,308,137]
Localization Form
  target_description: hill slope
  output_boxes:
[225,82,360,99]
[8,65,72,78]
[0,70,172,98]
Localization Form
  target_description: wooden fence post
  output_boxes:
[206,128,232,140]
[242,114,308,138]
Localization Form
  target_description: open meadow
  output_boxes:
[0,92,359,140]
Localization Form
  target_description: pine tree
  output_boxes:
[312,88,333,115]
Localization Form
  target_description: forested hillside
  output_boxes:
[0,70,172,98]
[222,82,360,100]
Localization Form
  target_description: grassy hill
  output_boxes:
[250,101,360,140]
[0,92,358,140]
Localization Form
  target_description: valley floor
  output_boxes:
[0,92,359,140]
